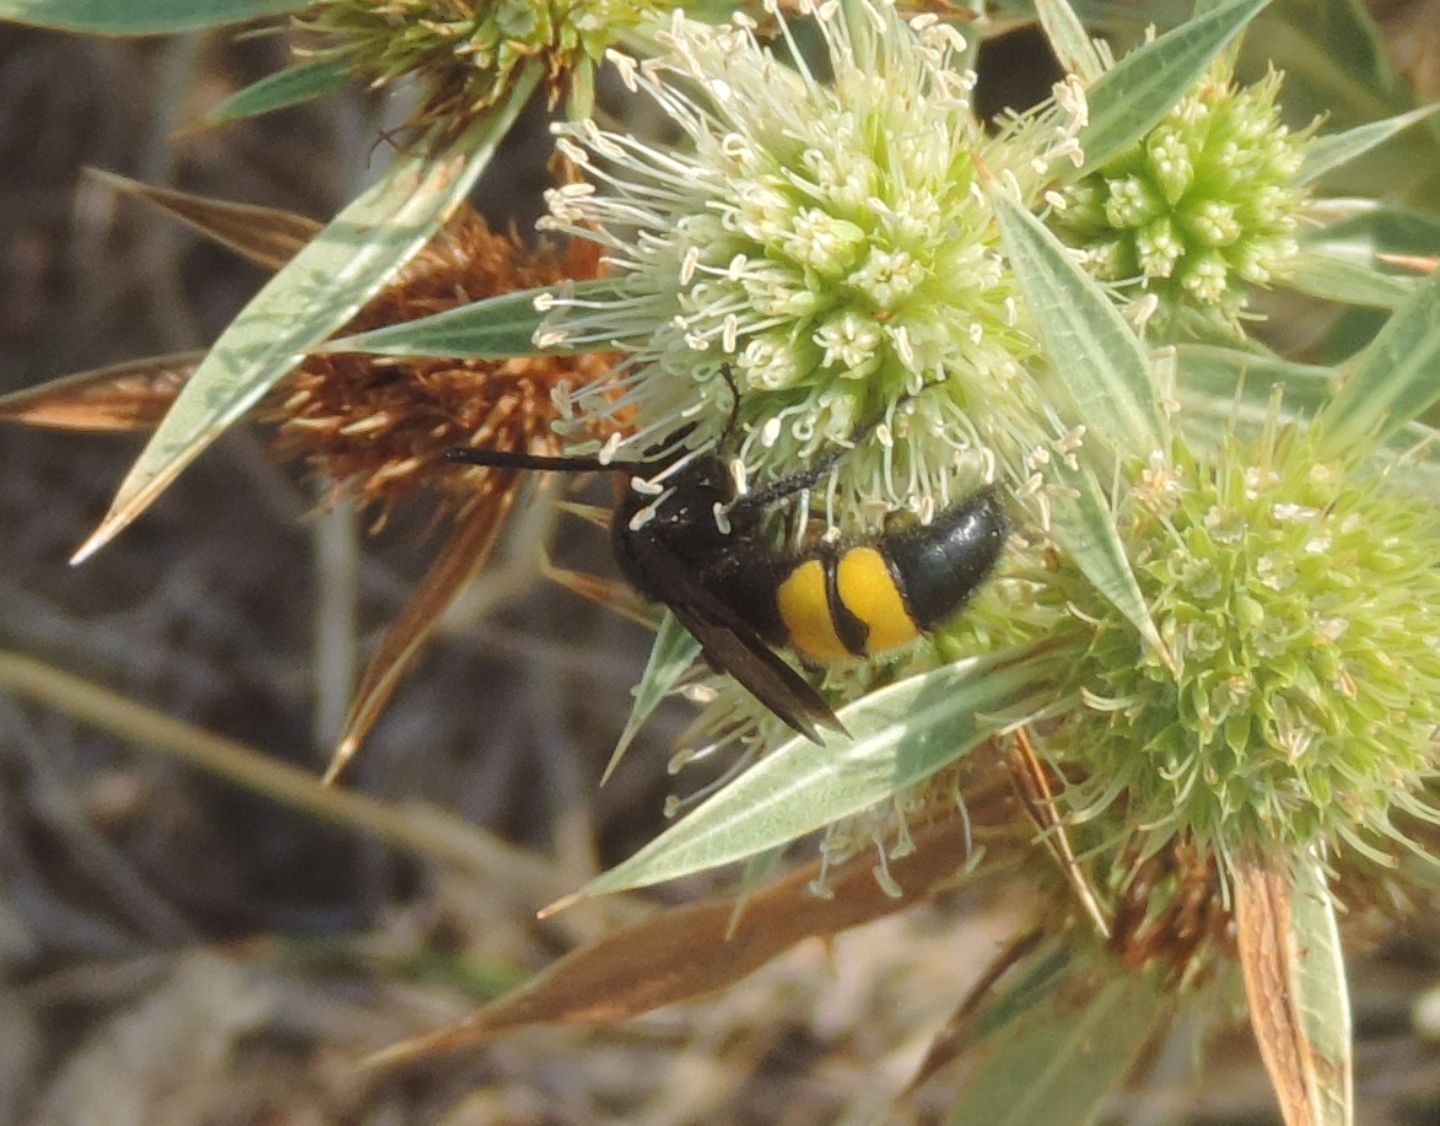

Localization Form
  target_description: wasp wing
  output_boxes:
[638,545,844,743]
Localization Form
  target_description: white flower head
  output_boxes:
[540,0,1076,530]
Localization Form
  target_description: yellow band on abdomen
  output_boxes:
[836,547,919,654]
[776,559,852,662]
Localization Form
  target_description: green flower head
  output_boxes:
[1049,414,1440,866]
[300,0,674,122]
[1055,65,1311,329]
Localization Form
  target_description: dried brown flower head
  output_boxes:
[267,207,611,533]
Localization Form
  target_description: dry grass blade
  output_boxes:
[1009,727,1110,939]
[365,807,1018,1069]
[0,353,199,431]
[325,475,519,784]
[88,169,320,270]
[1233,854,1351,1126]
[0,651,563,897]
[1375,252,1439,274]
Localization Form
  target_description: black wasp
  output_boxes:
[445,379,1006,742]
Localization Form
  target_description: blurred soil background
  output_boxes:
[1,4,1439,1123]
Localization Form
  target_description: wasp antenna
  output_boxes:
[718,362,743,439]
[441,447,640,474]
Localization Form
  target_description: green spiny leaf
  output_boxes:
[992,187,1164,456]
[1035,0,1103,83]
[1174,344,1334,424]
[73,65,542,563]
[204,58,352,125]
[1047,457,1175,675]
[1300,104,1440,185]
[1319,266,1440,451]
[603,612,701,785]
[1288,859,1353,1125]
[1287,245,1419,309]
[1076,0,1271,177]
[321,279,628,359]
[0,0,303,33]
[936,941,1171,1126]
[579,642,1062,895]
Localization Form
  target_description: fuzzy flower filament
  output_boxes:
[540,1,1083,532]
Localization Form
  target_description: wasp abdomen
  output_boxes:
[775,558,859,662]
[881,487,1006,631]
[773,487,1006,664]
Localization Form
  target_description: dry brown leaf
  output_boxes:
[1235,857,1309,1125]
[366,807,1021,1068]
[1233,854,1349,1126]
[0,354,199,432]
[325,476,520,784]
[539,558,657,628]
[88,169,321,270]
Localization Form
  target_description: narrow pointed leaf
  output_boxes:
[1176,344,1335,416]
[1177,345,1438,469]
[1035,0,1102,82]
[1262,1,1440,197]
[1287,246,1418,308]
[88,170,320,270]
[1256,0,1416,126]
[368,812,1010,1067]
[1289,860,1353,1124]
[909,938,1170,1126]
[727,846,786,939]
[1076,0,1272,177]
[1233,854,1353,1126]
[0,352,198,431]
[203,58,353,126]
[577,642,1061,897]
[992,188,1164,456]
[1048,457,1175,674]
[1299,204,1440,283]
[323,278,626,359]
[1319,267,1440,452]
[1300,104,1440,185]
[73,66,541,564]
[0,0,304,33]
[603,611,701,785]
[325,479,519,785]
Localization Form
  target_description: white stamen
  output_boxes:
[680,246,701,285]
[599,432,624,465]
[729,457,749,496]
